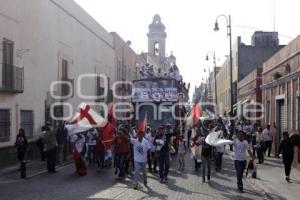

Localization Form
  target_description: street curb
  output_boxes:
[25,161,73,179]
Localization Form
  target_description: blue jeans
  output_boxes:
[202,156,211,178]
[134,161,146,182]
[159,151,170,179]
[234,160,247,189]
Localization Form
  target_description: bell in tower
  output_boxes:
[147,14,167,61]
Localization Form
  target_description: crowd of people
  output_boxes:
[14,117,297,192]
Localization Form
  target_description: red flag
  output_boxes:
[107,104,116,126]
[138,114,147,132]
[101,122,115,149]
[192,103,202,126]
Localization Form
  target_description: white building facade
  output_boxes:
[0,0,115,167]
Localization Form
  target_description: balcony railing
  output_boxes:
[0,63,24,93]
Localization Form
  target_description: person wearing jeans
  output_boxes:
[233,131,254,192]
[113,130,130,180]
[154,125,171,183]
[201,138,212,182]
[130,131,150,190]
[263,125,273,157]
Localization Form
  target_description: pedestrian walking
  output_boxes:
[130,131,151,190]
[15,128,28,163]
[87,128,97,165]
[154,125,171,183]
[96,130,105,169]
[263,124,273,157]
[42,125,58,174]
[256,127,265,164]
[233,130,254,192]
[145,127,156,172]
[36,126,46,161]
[113,128,130,180]
[278,131,294,182]
[177,133,186,171]
[201,134,212,182]
[191,128,202,172]
[71,133,87,176]
[215,144,224,172]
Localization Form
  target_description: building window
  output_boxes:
[20,110,34,138]
[2,39,14,65]
[61,59,68,80]
[2,39,14,88]
[0,109,10,142]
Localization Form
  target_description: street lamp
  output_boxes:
[213,14,233,116]
[205,51,218,111]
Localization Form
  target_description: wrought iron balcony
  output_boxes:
[0,63,24,93]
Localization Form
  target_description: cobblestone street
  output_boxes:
[0,153,265,200]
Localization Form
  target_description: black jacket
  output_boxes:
[278,139,294,159]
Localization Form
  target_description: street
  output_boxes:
[0,153,264,200]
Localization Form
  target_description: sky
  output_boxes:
[74,0,300,97]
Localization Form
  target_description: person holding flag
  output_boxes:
[70,133,87,176]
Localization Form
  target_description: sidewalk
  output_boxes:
[0,158,72,183]
[248,156,300,200]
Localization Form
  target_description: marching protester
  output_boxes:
[263,124,273,157]
[256,127,265,164]
[145,127,156,172]
[154,125,171,183]
[215,143,225,172]
[177,133,187,171]
[191,127,202,172]
[15,128,28,164]
[70,133,87,176]
[233,130,254,192]
[113,128,130,180]
[277,131,294,182]
[201,133,212,182]
[96,129,105,169]
[42,125,58,174]
[130,131,151,190]
[87,128,97,165]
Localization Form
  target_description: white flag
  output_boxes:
[66,103,107,135]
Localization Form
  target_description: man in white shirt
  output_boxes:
[130,131,151,190]
[233,130,254,193]
[263,124,273,157]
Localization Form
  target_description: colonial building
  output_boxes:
[0,0,115,168]
[216,31,283,116]
[237,67,263,121]
[261,35,300,169]
[145,14,176,73]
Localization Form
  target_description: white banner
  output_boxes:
[132,87,177,102]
